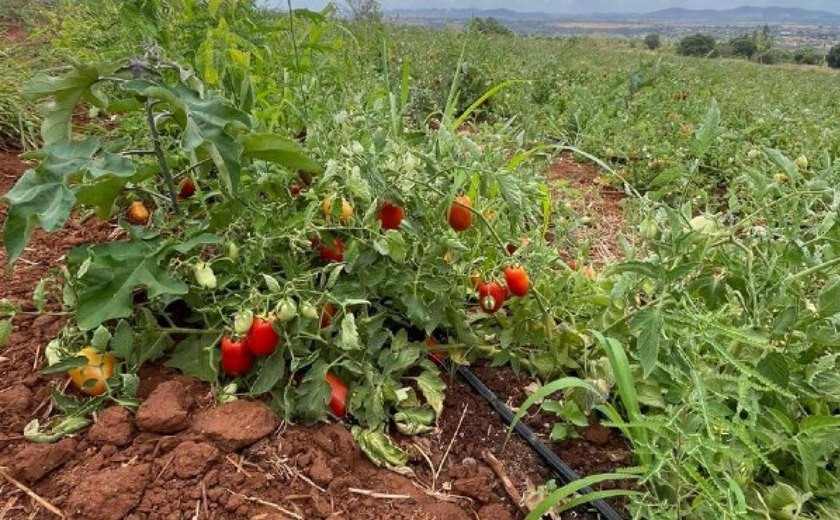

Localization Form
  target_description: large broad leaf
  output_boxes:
[166,332,220,383]
[3,138,136,264]
[631,308,663,378]
[68,239,186,330]
[415,369,446,417]
[241,133,322,173]
[22,64,101,145]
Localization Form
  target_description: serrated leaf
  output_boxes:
[337,313,361,351]
[416,369,446,417]
[394,406,436,435]
[110,320,134,360]
[22,64,100,145]
[817,279,840,318]
[351,426,408,468]
[32,279,47,312]
[383,231,407,263]
[632,309,662,379]
[250,348,286,395]
[296,360,330,424]
[263,274,281,293]
[40,355,89,375]
[165,333,219,382]
[241,133,322,173]
[90,325,112,350]
[68,238,188,330]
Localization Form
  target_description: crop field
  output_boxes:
[1,2,840,520]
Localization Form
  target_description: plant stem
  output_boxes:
[145,100,180,215]
[286,0,308,120]
[173,158,213,180]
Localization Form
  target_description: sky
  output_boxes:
[271,1,840,15]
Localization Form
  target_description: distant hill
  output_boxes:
[640,6,840,24]
[388,6,840,25]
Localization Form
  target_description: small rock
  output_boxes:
[452,475,495,503]
[9,439,77,483]
[192,400,278,451]
[310,494,333,518]
[0,384,32,413]
[478,504,514,520]
[136,380,194,434]
[88,407,135,447]
[582,423,612,446]
[65,464,150,520]
[308,452,334,486]
[224,492,245,512]
[172,441,220,479]
[423,503,470,520]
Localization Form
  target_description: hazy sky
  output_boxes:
[273,1,840,14]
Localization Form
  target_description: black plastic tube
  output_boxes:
[455,364,625,520]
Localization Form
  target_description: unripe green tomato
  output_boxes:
[640,217,659,240]
[193,262,217,289]
[227,242,240,261]
[234,310,254,336]
[276,299,297,322]
[300,304,319,320]
[795,155,808,170]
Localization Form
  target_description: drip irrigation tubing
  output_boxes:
[454,364,625,520]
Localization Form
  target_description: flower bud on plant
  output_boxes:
[796,155,808,170]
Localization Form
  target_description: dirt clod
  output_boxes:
[88,406,134,447]
[135,380,193,433]
[479,503,515,520]
[0,384,32,413]
[65,463,151,520]
[8,438,77,483]
[192,399,278,451]
[172,440,220,479]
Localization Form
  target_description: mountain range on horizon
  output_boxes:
[386,5,840,24]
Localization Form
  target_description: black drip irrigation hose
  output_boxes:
[454,364,625,520]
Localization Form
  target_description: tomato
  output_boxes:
[448,195,473,231]
[68,347,116,396]
[322,196,354,224]
[379,201,404,231]
[506,243,518,255]
[127,201,150,225]
[581,266,598,280]
[178,177,196,199]
[470,273,482,288]
[320,302,336,329]
[504,266,530,297]
[324,372,348,418]
[319,238,344,263]
[478,281,505,314]
[567,259,579,272]
[247,318,280,357]
[290,184,303,197]
[276,299,297,323]
[424,337,445,363]
[220,336,254,376]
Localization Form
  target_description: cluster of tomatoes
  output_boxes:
[126,177,196,225]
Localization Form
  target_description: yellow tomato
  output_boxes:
[322,196,354,224]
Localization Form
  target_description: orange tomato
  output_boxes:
[127,201,150,225]
[68,347,116,396]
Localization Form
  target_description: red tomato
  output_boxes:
[506,243,518,255]
[324,372,347,418]
[504,266,530,297]
[424,337,445,363]
[379,201,404,231]
[320,302,336,329]
[290,184,303,197]
[319,238,344,263]
[247,318,280,357]
[221,336,254,376]
[448,195,473,231]
[478,281,506,314]
[178,177,196,199]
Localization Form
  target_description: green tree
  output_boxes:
[793,48,823,65]
[678,34,716,58]
[468,17,513,36]
[644,34,661,50]
[827,44,840,69]
[730,35,757,58]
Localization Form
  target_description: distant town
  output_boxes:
[387,6,840,50]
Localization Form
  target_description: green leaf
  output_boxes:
[40,355,89,375]
[165,333,219,383]
[507,377,600,446]
[383,231,407,263]
[817,279,840,318]
[90,325,112,350]
[631,308,663,378]
[524,473,638,520]
[69,238,189,330]
[416,369,446,417]
[32,279,47,312]
[765,148,801,181]
[394,406,436,435]
[110,320,134,360]
[0,319,11,349]
[610,261,663,280]
[241,133,322,173]
[692,98,720,159]
[22,64,100,145]
[337,313,361,351]
[296,360,330,424]
[351,426,408,468]
[250,348,286,395]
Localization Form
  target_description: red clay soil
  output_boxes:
[0,152,632,519]
[549,154,627,265]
